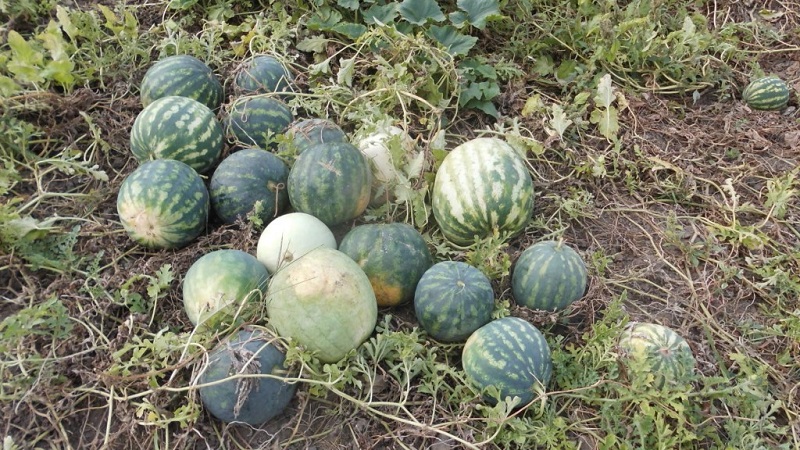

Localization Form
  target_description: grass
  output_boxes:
[1,0,799,448]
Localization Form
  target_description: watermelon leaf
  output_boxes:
[427,25,477,56]
[453,0,500,29]
[590,74,620,141]
[398,0,446,25]
[364,3,399,25]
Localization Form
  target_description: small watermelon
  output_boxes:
[618,322,696,388]
[140,55,224,111]
[512,240,588,312]
[356,125,421,206]
[226,95,293,149]
[209,149,290,227]
[414,261,494,342]
[256,212,337,273]
[234,55,294,96]
[285,118,348,153]
[339,223,433,307]
[116,159,208,249]
[742,76,790,111]
[130,96,224,174]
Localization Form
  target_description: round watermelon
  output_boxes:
[287,141,371,227]
[234,55,294,96]
[226,95,293,149]
[285,118,347,153]
[266,247,377,363]
[140,55,224,111]
[432,137,534,246]
[462,316,552,406]
[414,261,494,342]
[183,249,270,328]
[116,159,208,249]
[256,212,337,273]
[512,240,588,312]
[130,95,224,174]
[618,322,696,388]
[357,125,419,206]
[209,149,290,227]
[742,75,790,111]
[198,327,296,425]
[339,223,433,308]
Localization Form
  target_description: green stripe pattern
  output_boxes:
[116,159,209,249]
[287,141,371,227]
[339,223,433,307]
[462,316,552,406]
[414,261,494,342]
[234,55,294,96]
[209,148,289,227]
[742,76,790,111]
[130,96,224,174]
[432,137,534,246]
[226,95,293,149]
[512,240,588,311]
[618,322,696,388]
[140,55,224,111]
[287,118,347,153]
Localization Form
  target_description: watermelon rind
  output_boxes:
[256,212,337,273]
[116,159,209,249]
[140,55,224,111]
[234,55,295,96]
[618,322,696,388]
[511,240,588,312]
[742,76,790,111]
[226,95,294,149]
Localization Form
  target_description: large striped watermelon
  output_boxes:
[140,55,224,111]
[512,240,588,311]
[414,261,494,342]
[256,212,337,273]
[287,141,371,227]
[432,137,534,246]
[462,316,552,406]
[285,118,347,153]
[198,327,296,425]
[618,322,696,388]
[234,55,294,96]
[183,249,270,328]
[130,96,224,174]
[338,223,433,307]
[742,76,790,111]
[226,95,293,149]
[116,159,208,249]
[209,149,290,227]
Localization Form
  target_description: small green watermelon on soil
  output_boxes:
[226,95,293,149]
[140,54,224,111]
[234,55,294,96]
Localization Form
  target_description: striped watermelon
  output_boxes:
[226,95,294,149]
[742,76,790,111]
[183,249,270,328]
[432,137,534,246]
[266,247,378,363]
[287,141,371,227]
[339,223,433,307]
[414,261,494,342]
[116,159,208,249]
[512,240,588,311]
[286,118,347,153]
[140,55,224,111]
[130,96,224,174]
[234,55,294,96]
[618,322,696,388]
[462,316,552,406]
[198,327,296,425]
[256,212,337,273]
[209,149,290,227]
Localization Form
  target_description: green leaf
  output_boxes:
[590,105,619,141]
[427,25,477,56]
[549,104,572,139]
[297,35,330,53]
[337,57,356,87]
[6,30,45,84]
[363,3,399,25]
[331,22,367,39]
[454,0,500,29]
[308,7,343,30]
[398,0,445,25]
[593,73,615,109]
[337,0,360,10]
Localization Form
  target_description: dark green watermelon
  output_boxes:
[140,55,224,111]
[234,55,294,96]
[226,95,293,149]
[286,118,347,153]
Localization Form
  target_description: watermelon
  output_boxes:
[226,95,293,149]
[265,247,377,363]
[234,55,294,96]
[285,118,348,153]
[339,223,433,308]
[462,316,552,406]
[209,149,290,227]
[512,240,588,312]
[116,159,208,249]
[618,322,696,388]
[182,249,270,328]
[414,261,494,342]
[256,212,337,273]
[742,76,790,111]
[140,55,224,111]
[432,137,534,246]
[356,125,421,206]
[130,96,224,174]
[198,327,296,425]
[287,141,372,227]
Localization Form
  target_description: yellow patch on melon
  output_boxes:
[370,279,404,307]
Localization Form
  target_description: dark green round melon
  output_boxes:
[140,55,224,111]
[618,322,696,388]
[234,55,294,96]
[462,316,553,406]
[742,75,790,111]
[339,223,433,308]
[414,261,494,342]
[199,327,296,425]
[116,159,208,249]
[209,149,290,227]
[226,95,293,149]
[286,118,347,153]
[287,141,371,227]
[512,240,588,312]
[130,96,224,174]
